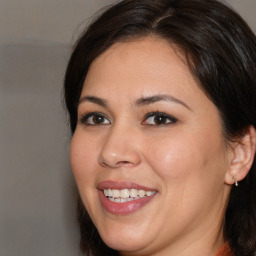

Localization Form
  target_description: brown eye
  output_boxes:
[80,113,111,126]
[153,115,168,125]
[143,112,177,126]
[92,115,105,124]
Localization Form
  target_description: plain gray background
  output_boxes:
[0,1,255,255]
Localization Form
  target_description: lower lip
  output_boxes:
[98,191,156,215]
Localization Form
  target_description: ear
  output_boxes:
[225,126,256,186]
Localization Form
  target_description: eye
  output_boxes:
[142,112,177,126]
[79,112,111,126]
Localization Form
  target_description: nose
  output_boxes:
[99,125,141,169]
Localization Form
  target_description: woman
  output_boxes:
[64,0,256,255]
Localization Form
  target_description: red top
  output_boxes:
[215,243,234,256]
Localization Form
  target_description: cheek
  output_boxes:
[145,129,227,187]
[144,131,228,227]
[69,131,98,184]
[147,140,195,184]
[70,131,101,215]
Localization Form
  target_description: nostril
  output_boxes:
[99,161,110,168]
[100,160,135,168]
[116,161,135,167]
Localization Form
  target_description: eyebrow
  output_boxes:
[78,94,191,110]
[78,96,108,107]
[135,94,191,110]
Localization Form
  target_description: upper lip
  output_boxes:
[97,180,157,191]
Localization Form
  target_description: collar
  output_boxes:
[215,243,234,256]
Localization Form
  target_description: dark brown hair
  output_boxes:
[64,0,256,255]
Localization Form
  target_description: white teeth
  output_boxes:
[103,188,156,202]
[138,190,146,197]
[146,191,155,196]
[120,189,129,198]
[112,189,120,198]
[107,189,112,197]
[130,189,138,197]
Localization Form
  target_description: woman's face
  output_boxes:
[70,38,232,255]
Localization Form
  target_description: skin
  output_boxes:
[70,37,235,256]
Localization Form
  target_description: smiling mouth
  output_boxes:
[103,188,156,203]
[97,181,157,214]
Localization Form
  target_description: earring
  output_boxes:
[234,178,238,187]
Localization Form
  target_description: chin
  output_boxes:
[98,226,154,253]
[104,239,149,254]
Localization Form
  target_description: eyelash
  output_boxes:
[79,112,111,126]
[78,111,177,126]
[142,111,177,126]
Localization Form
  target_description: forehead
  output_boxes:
[81,37,208,110]
[90,37,186,68]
